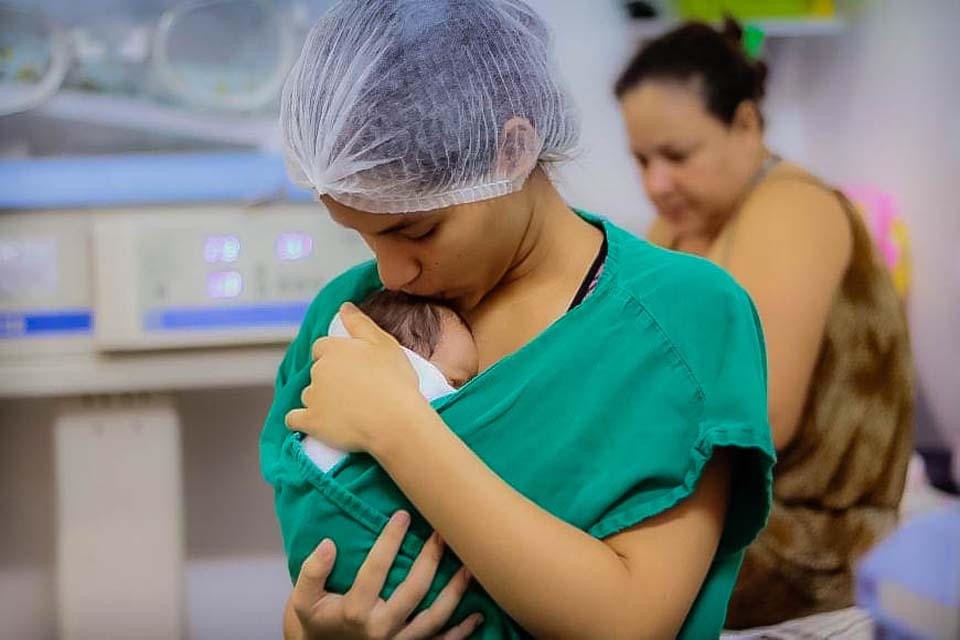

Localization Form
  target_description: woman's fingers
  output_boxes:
[437,613,484,640]
[290,539,338,623]
[283,594,306,640]
[311,336,328,361]
[395,566,474,640]
[384,531,445,622]
[347,511,412,612]
[291,520,480,640]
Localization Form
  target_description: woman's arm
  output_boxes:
[721,181,852,450]
[373,402,731,640]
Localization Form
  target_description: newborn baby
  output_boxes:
[303,290,479,472]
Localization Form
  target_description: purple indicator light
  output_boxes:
[276,233,313,261]
[204,235,241,264]
[207,271,243,299]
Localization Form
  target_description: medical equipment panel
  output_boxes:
[93,204,371,350]
[0,210,93,346]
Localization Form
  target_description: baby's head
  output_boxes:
[358,290,479,388]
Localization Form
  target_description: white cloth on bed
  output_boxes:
[721,607,874,639]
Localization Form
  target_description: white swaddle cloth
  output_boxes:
[303,312,458,472]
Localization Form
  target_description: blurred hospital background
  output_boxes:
[1,1,957,638]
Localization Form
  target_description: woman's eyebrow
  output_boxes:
[329,216,419,235]
[377,215,441,236]
[376,218,421,236]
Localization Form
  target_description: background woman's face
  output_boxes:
[619,80,761,237]
[323,191,531,311]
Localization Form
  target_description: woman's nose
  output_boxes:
[370,240,420,290]
[644,160,675,198]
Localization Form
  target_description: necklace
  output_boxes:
[717,152,782,266]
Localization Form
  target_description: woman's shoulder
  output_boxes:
[739,163,853,256]
[605,222,760,355]
[722,164,853,299]
[610,221,748,308]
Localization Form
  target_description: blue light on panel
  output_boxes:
[0,309,93,338]
[143,302,309,331]
[0,153,299,209]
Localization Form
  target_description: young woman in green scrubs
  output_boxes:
[263,2,775,638]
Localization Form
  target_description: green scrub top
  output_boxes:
[261,211,775,638]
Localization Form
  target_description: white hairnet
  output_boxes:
[280,0,579,214]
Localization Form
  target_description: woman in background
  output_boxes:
[615,20,914,628]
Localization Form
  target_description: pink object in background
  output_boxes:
[843,184,898,268]
[841,184,911,297]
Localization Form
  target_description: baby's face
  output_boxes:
[429,308,479,388]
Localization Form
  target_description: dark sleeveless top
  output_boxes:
[725,175,914,628]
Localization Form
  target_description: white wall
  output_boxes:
[759,0,960,452]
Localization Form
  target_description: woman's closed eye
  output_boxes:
[405,225,439,242]
[662,148,692,164]
[661,142,701,165]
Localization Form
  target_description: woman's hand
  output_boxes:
[285,511,484,640]
[285,302,429,454]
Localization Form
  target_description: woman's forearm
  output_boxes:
[371,405,671,639]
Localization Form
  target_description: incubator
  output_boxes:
[0,3,363,637]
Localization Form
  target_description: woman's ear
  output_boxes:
[732,100,763,136]
[497,116,539,181]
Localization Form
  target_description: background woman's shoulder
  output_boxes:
[737,164,853,262]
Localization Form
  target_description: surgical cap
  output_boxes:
[280,0,579,214]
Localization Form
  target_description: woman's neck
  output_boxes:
[497,173,600,295]
[728,147,778,215]
[460,172,603,369]
[681,146,776,251]
[462,170,602,327]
